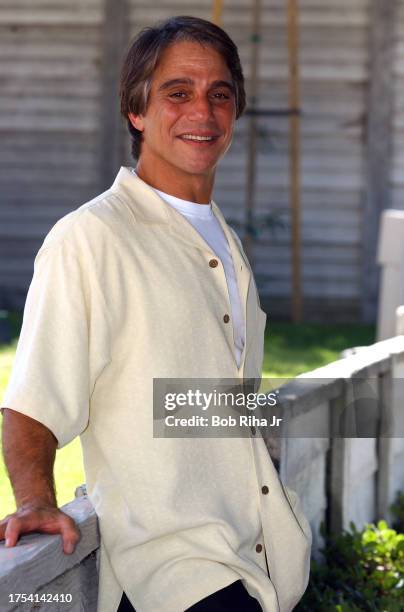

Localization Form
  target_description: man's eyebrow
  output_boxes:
[158,78,235,92]
[211,80,235,92]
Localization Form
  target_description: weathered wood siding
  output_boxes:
[0,0,103,308]
[0,0,398,321]
[391,0,404,211]
[218,0,370,320]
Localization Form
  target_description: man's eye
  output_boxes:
[169,92,187,98]
[212,92,231,100]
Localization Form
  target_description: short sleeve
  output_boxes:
[1,239,111,448]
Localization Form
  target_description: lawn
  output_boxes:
[262,321,375,377]
[0,319,375,517]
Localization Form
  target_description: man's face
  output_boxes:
[129,40,237,180]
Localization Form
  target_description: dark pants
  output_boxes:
[117,579,263,611]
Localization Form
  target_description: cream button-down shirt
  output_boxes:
[144,181,246,366]
[3,167,312,612]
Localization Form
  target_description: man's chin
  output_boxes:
[169,157,217,177]
[178,164,217,178]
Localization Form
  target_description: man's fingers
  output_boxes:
[59,514,81,554]
[0,514,13,539]
[4,516,23,547]
[0,509,81,554]
[0,520,8,541]
[4,513,44,546]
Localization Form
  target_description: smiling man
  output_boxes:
[1,16,311,612]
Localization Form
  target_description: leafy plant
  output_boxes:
[297,519,404,611]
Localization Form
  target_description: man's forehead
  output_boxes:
[153,41,231,79]
[157,77,235,93]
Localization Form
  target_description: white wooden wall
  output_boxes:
[0,0,103,306]
[391,0,404,210]
[274,333,404,556]
[218,0,369,318]
[0,0,397,322]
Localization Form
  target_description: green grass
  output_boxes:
[262,322,375,377]
[0,320,375,517]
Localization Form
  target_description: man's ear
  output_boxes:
[128,112,144,132]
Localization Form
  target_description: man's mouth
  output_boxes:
[178,133,220,144]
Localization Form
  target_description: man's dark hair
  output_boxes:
[120,15,246,160]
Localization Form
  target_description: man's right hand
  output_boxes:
[0,502,80,554]
[1,409,80,555]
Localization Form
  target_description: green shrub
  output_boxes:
[297,520,404,611]
[391,490,404,534]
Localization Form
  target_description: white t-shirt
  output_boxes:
[135,173,246,367]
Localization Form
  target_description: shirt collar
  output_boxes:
[111,166,222,226]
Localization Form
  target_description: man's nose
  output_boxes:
[188,95,214,121]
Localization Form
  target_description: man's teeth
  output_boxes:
[181,135,214,141]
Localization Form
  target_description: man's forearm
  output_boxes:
[1,408,58,508]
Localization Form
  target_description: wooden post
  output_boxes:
[99,0,129,191]
[244,0,262,264]
[328,395,346,534]
[376,369,393,522]
[362,1,397,323]
[287,0,302,322]
[397,305,404,335]
[211,0,223,25]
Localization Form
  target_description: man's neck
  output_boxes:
[135,161,214,205]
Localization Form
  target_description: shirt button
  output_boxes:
[255,544,263,553]
[261,485,269,495]
[209,258,219,268]
[251,426,256,436]
[223,314,230,323]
